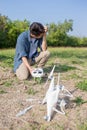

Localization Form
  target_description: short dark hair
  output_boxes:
[30,22,45,36]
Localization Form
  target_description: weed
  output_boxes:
[73,96,87,106]
[77,121,87,130]
[34,77,42,84]
[70,73,80,79]
[0,89,7,94]
[76,80,87,91]
[4,80,13,87]
[27,88,37,95]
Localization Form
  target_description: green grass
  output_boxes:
[34,77,42,84]
[76,80,87,91]
[49,47,87,67]
[27,88,37,95]
[77,121,87,130]
[73,96,87,106]
[0,47,87,89]
[0,48,15,68]
[0,47,87,68]
[4,80,13,87]
[0,89,7,94]
[49,47,87,59]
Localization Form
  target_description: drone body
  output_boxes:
[16,65,73,122]
[43,66,73,121]
[43,77,63,121]
[45,85,60,121]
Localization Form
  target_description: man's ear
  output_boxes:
[30,33,35,38]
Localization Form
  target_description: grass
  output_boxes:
[34,77,42,83]
[4,80,13,87]
[0,47,87,130]
[49,47,87,67]
[0,47,87,70]
[27,88,37,95]
[73,96,87,106]
[77,121,87,130]
[0,48,15,68]
[0,47,87,90]
[0,47,87,89]
[76,80,87,91]
[0,89,7,94]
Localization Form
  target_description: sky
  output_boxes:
[0,0,87,37]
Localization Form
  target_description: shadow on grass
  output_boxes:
[44,63,77,73]
[0,55,13,61]
[51,50,87,59]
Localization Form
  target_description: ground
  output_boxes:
[0,64,87,130]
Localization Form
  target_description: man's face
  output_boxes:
[30,33,44,39]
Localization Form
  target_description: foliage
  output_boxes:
[0,14,10,48]
[7,19,30,48]
[76,80,87,91]
[27,88,37,95]
[77,121,87,130]
[66,36,80,46]
[0,14,87,48]
[80,37,87,46]
[47,19,73,46]
[73,96,87,106]
[0,14,30,48]
[0,89,7,94]
[33,77,42,84]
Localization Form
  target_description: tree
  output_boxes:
[0,14,10,48]
[81,37,87,46]
[47,19,73,46]
[7,19,30,47]
[0,14,30,48]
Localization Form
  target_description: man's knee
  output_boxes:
[16,63,30,80]
[45,50,50,57]
[16,71,29,80]
[42,50,50,58]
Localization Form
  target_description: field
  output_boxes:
[0,47,87,130]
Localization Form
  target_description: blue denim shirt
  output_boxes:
[14,30,42,72]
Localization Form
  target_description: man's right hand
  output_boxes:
[29,67,36,75]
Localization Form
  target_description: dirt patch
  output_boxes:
[0,66,87,130]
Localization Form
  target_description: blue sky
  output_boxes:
[0,0,87,37]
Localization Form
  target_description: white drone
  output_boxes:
[42,66,73,121]
[16,65,73,122]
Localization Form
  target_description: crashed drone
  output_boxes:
[16,65,73,121]
[43,72,73,121]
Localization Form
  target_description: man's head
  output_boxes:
[30,22,45,38]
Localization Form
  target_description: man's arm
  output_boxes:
[22,56,33,74]
[41,26,48,51]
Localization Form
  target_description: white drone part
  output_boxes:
[48,65,55,80]
[16,106,33,117]
[31,68,44,78]
[42,77,55,104]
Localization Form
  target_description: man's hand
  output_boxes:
[29,67,36,75]
[41,26,48,51]
[22,57,36,75]
[44,26,48,33]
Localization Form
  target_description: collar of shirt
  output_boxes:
[28,30,37,44]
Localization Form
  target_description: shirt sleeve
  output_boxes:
[38,38,43,51]
[16,35,28,60]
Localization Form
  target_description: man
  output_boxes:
[14,22,50,80]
